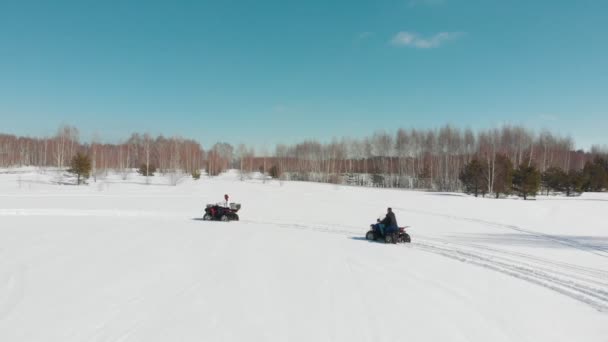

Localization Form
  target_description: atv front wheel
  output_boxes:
[220,215,229,222]
[384,234,394,244]
[365,231,375,240]
[203,214,212,221]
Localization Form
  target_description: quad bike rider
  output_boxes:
[203,194,241,222]
[366,208,411,243]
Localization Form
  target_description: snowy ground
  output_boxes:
[1,168,607,342]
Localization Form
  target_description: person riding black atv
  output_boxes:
[365,208,411,243]
[366,223,411,243]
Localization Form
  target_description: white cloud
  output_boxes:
[390,31,464,48]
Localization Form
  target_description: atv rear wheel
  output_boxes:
[220,215,229,222]
[365,231,375,240]
[203,214,212,221]
[403,233,411,243]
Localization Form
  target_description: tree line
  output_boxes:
[242,126,607,194]
[459,156,608,199]
[1,124,606,194]
[0,125,206,179]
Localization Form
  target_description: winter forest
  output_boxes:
[1,124,607,197]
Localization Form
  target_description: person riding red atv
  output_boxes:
[203,198,241,222]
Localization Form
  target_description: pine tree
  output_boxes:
[459,159,487,197]
[512,164,541,200]
[269,165,281,179]
[582,157,608,192]
[563,170,585,196]
[68,152,91,185]
[542,167,567,194]
[137,163,156,176]
[493,154,513,198]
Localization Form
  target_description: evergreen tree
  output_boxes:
[563,170,585,196]
[459,159,487,197]
[512,164,541,200]
[137,163,156,176]
[68,153,91,185]
[269,165,281,179]
[542,167,567,194]
[542,167,585,196]
[582,157,608,192]
[493,154,513,198]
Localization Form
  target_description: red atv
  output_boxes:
[203,203,241,222]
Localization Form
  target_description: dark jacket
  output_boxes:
[381,211,398,227]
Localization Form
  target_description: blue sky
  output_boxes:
[0,0,606,149]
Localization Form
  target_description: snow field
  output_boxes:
[1,169,607,341]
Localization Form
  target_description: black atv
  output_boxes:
[203,203,241,222]
[366,223,411,244]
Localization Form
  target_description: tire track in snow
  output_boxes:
[0,208,182,219]
[412,239,608,312]
[428,237,608,286]
[246,219,608,312]
[391,206,608,258]
[240,219,361,237]
[86,230,229,342]
[0,266,25,320]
